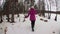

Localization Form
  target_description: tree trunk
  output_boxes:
[42,0,45,17]
[55,0,57,21]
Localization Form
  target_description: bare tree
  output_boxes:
[0,0,5,23]
[39,0,41,16]
[48,0,52,19]
[39,0,45,17]
[54,0,58,21]
[0,7,3,23]
[45,0,50,19]
[42,0,45,17]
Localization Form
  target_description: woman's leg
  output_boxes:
[31,20,35,31]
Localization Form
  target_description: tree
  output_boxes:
[48,0,52,19]
[42,0,45,17]
[54,0,58,21]
[45,0,50,19]
[38,0,45,17]
[0,7,3,23]
[30,0,35,6]
[34,4,38,9]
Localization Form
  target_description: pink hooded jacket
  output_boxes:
[25,8,37,21]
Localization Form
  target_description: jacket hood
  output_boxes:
[30,8,34,10]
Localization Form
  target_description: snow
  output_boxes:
[0,14,60,34]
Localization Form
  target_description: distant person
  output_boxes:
[25,6,37,32]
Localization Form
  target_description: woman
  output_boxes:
[25,6,37,32]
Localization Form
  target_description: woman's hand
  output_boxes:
[24,14,29,18]
[24,16,28,18]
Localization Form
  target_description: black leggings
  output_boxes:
[31,20,35,29]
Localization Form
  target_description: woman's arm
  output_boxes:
[35,9,37,14]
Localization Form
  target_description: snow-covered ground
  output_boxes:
[0,14,60,34]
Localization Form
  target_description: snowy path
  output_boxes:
[0,14,60,34]
[5,14,60,34]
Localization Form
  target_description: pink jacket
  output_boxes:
[25,8,37,21]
